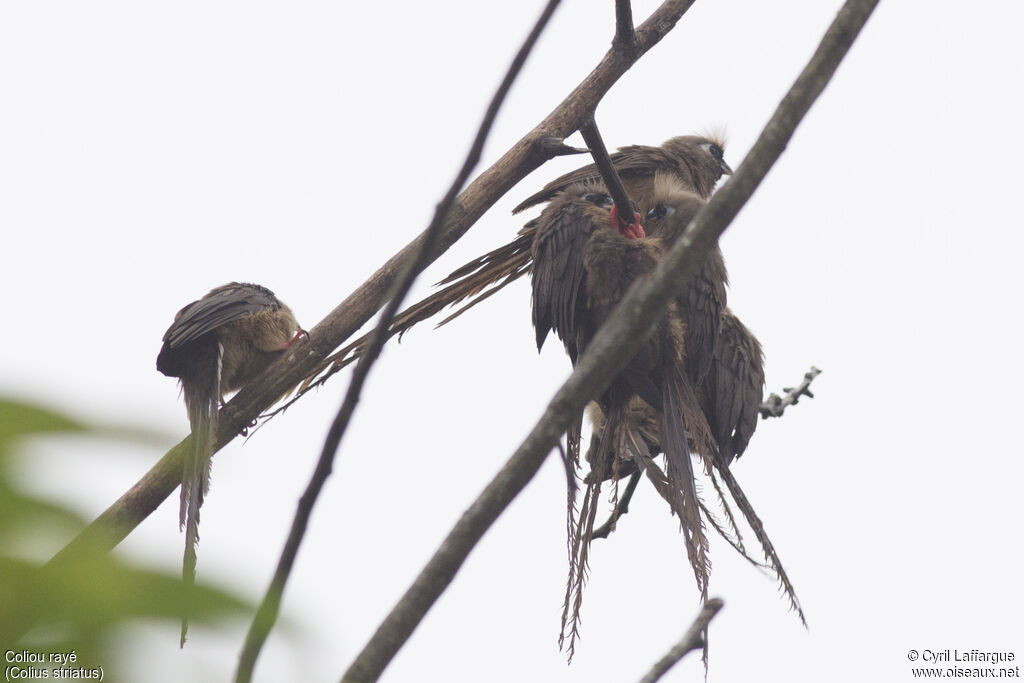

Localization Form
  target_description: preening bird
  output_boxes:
[157,281,305,645]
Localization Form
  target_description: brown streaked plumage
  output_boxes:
[700,307,765,466]
[514,133,732,214]
[568,176,804,630]
[157,281,304,646]
[580,175,727,482]
[530,182,716,656]
[640,173,729,386]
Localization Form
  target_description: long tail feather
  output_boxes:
[661,378,710,598]
[699,472,768,570]
[560,404,617,661]
[715,463,807,625]
[564,412,583,557]
[293,233,533,398]
[179,345,220,646]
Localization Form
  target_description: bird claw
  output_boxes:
[283,328,309,348]
[622,221,646,240]
[610,203,645,239]
[239,418,258,437]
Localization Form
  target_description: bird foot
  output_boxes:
[239,418,259,437]
[278,328,309,350]
[610,203,645,239]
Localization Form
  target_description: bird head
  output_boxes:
[640,174,707,246]
[661,133,733,196]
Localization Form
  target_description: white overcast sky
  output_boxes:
[2,1,1023,681]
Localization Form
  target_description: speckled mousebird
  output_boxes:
[157,281,305,645]
[530,183,716,653]
[303,134,735,389]
[631,174,766,466]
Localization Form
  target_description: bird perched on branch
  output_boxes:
[578,174,726,482]
[591,173,764,470]
[294,135,733,397]
[530,182,717,655]
[157,281,305,645]
[537,170,803,656]
[585,180,800,632]
[435,135,733,333]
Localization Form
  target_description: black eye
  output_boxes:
[645,205,675,220]
[699,141,724,160]
[584,193,613,209]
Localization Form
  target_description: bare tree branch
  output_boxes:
[340,3,880,678]
[579,117,638,224]
[45,0,701,566]
[232,3,565,681]
[614,0,637,55]
[637,598,725,683]
[760,366,822,418]
[592,469,642,539]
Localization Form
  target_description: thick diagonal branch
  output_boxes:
[339,1,879,679]
[579,117,637,223]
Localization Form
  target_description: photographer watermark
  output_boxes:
[906,648,1019,678]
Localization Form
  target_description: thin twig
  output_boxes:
[44,0,701,571]
[614,0,637,55]
[759,366,821,418]
[232,2,564,681]
[637,598,724,683]
[538,135,590,158]
[340,3,879,678]
[578,117,637,223]
[592,470,641,539]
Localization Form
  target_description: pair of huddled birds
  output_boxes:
[157,133,803,648]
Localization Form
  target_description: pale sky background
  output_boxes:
[2,1,1023,681]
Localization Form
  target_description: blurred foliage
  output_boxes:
[0,397,251,681]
